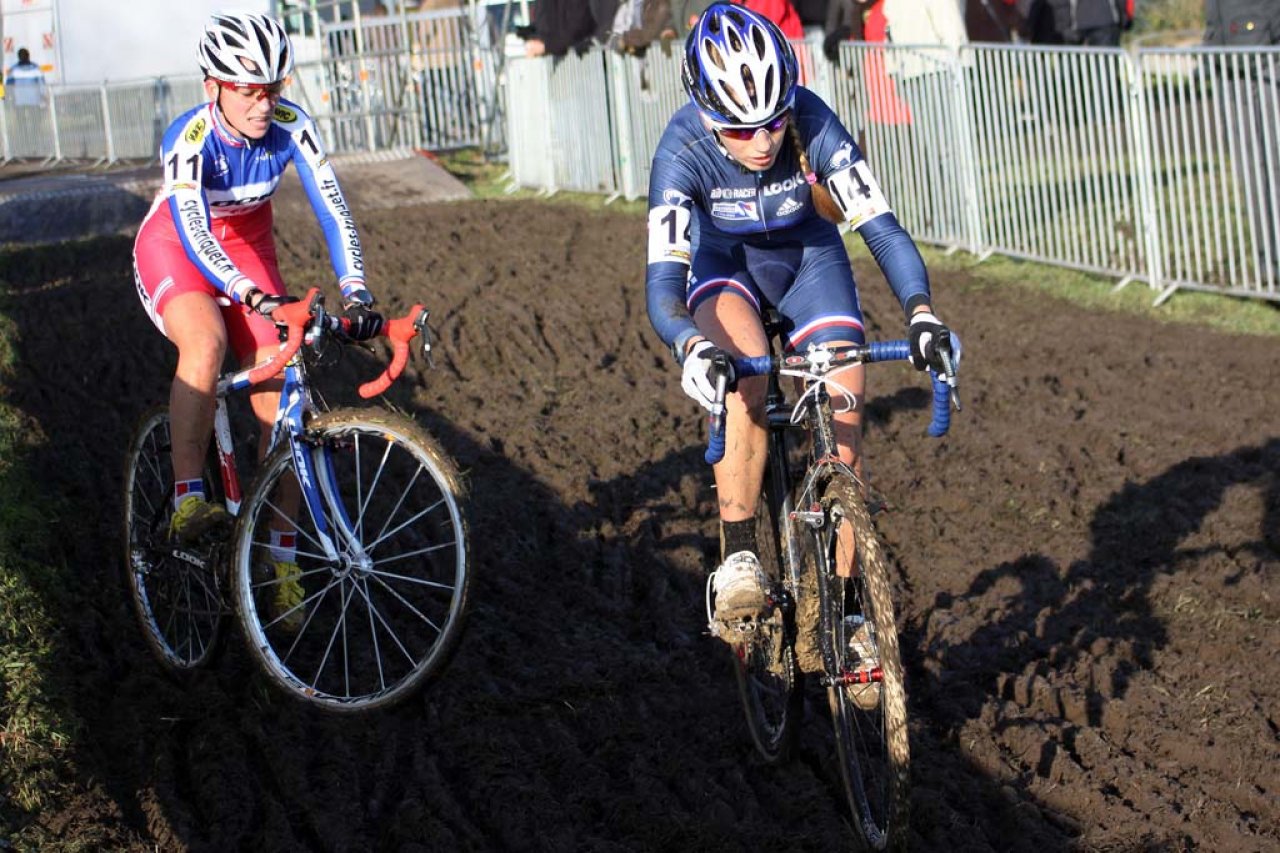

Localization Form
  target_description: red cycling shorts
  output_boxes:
[132,200,287,362]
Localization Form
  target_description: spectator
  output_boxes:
[617,0,680,54]
[1206,0,1280,279]
[883,0,967,52]
[966,0,1024,42]
[792,0,831,27]
[1017,0,1064,43]
[1045,0,1133,46]
[523,0,621,57]
[4,48,48,108]
[670,0,719,37]
[823,0,866,62]
[739,0,805,39]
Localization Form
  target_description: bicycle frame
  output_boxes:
[206,290,428,565]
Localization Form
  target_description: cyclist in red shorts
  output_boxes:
[132,12,383,559]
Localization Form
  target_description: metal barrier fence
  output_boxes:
[0,7,500,166]
[506,41,1280,304]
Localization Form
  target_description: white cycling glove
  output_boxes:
[680,340,733,412]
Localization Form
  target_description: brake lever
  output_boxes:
[937,333,961,412]
[413,307,435,370]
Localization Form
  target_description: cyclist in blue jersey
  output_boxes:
[133,13,385,623]
[646,2,958,626]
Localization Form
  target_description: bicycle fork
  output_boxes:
[799,501,884,690]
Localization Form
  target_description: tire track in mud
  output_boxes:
[1,198,1277,851]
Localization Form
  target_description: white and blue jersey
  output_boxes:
[646,87,931,357]
[145,97,367,305]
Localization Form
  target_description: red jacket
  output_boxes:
[738,0,805,39]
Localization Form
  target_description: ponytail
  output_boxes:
[787,121,844,225]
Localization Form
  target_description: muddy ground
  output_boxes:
[0,187,1276,851]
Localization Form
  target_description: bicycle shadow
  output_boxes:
[908,438,1280,846]
[922,438,1279,709]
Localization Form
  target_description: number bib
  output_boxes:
[825,161,892,230]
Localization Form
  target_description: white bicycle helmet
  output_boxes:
[681,2,798,127]
[197,12,294,85]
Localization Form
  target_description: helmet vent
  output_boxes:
[704,40,726,72]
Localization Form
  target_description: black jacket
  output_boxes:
[533,0,620,55]
[1205,0,1280,46]
[1047,0,1130,35]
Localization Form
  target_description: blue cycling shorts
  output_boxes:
[685,225,865,350]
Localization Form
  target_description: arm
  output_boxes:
[278,101,370,304]
[646,191,703,361]
[800,92,933,319]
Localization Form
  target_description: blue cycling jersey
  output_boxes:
[646,87,931,355]
[152,98,367,304]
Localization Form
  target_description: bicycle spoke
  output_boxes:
[233,411,469,710]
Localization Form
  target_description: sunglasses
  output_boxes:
[715,111,790,141]
[220,80,286,102]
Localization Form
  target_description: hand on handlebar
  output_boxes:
[342,302,386,341]
[244,288,299,318]
[681,340,735,412]
[908,311,960,375]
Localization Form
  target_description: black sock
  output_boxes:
[721,519,757,559]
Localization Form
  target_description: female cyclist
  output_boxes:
[132,13,384,626]
[646,2,957,626]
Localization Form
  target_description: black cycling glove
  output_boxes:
[343,302,385,341]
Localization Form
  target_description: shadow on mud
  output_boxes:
[0,236,872,850]
[907,436,1280,846]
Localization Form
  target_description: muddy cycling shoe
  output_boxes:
[168,496,232,545]
[845,615,882,711]
[711,551,769,623]
[269,560,306,633]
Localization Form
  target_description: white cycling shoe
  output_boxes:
[711,550,769,623]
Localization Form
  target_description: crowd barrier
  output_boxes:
[505,40,1280,304]
[0,7,500,165]
[5,28,1276,304]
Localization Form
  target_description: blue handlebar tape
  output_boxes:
[928,372,952,437]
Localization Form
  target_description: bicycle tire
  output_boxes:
[122,406,226,674]
[732,477,803,764]
[815,474,909,851]
[231,408,470,712]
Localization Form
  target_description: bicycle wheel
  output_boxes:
[231,408,470,712]
[816,474,909,851]
[122,406,225,673]
[732,475,803,764]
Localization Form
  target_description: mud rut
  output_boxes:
[2,193,1277,852]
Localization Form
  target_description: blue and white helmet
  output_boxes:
[681,2,798,127]
[197,12,294,85]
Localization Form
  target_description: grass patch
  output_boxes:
[435,147,1280,339]
[0,271,82,840]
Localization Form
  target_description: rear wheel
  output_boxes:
[732,460,802,764]
[816,475,909,851]
[231,409,470,712]
[122,406,226,673]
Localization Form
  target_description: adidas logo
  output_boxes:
[776,197,803,217]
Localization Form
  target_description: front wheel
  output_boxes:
[231,409,470,712]
[815,475,909,851]
[122,406,226,674]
